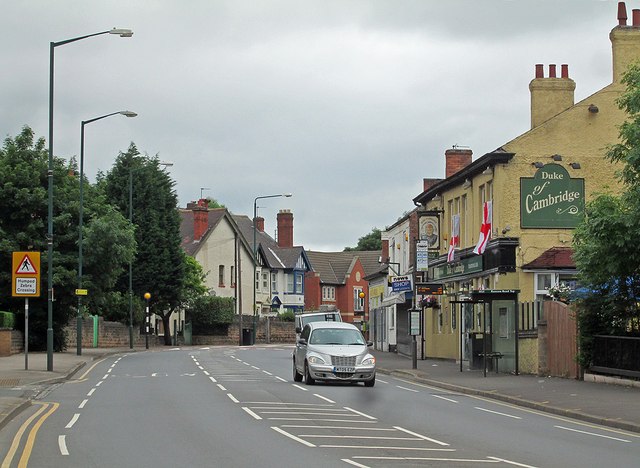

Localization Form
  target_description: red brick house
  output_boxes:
[304,251,383,326]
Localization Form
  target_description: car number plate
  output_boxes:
[334,366,355,373]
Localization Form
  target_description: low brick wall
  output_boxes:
[62,316,296,349]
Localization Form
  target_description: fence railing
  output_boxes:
[519,301,543,332]
[590,335,640,378]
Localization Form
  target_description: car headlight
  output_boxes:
[361,355,376,366]
[307,355,326,364]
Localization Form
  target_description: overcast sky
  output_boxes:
[0,0,622,251]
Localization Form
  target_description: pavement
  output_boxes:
[0,346,639,434]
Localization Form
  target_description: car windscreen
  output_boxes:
[308,328,365,345]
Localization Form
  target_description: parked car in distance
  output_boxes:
[293,321,376,387]
[295,310,342,339]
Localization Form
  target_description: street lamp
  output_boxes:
[252,193,292,344]
[47,27,133,370]
[77,110,137,356]
[128,161,173,349]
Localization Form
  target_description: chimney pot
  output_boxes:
[535,64,544,78]
[561,64,569,78]
[549,64,557,78]
[633,9,640,26]
[619,2,628,25]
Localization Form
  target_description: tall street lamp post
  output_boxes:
[252,193,292,344]
[48,27,133,371]
[129,161,173,349]
[77,110,137,356]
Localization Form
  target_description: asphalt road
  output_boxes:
[1,346,639,467]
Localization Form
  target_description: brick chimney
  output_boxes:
[192,198,209,241]
[445,148,472,178]
[611,3,640,83]
[277,210,294,248]
[529,64,576,129]
[423,178,441,192]
[255,216,265,233]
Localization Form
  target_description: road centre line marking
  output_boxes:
[87,389,95,396]
[251,366,260,369]
[18,402,59,467]
[203,370,210,375]
[198,366,203,370]
[65,413,80,429]
[275,376,286,382]
[107,368,112,373]
[95,381,103,387]
[243,362,250,366]
[313,394,335,404]
[432,394,458,403]
[102,374,109,380]
[321,445,454,452]
[396,385,419,393]
[209,376,217,383]
[58,435,69,456]
[554,425,631,442]
[262,370,273,375]
[79,399,88,409]
[301,434,422,441]
[267,418,378,423]
[353,456,495,463]
[344,407,376,420]
[271,427,316,447]
[2,402,50,467]
[242,407,262,420]
[244,401,334,406]
[217,384,227,391]
[475,407,522,419]
[227,393,239,403]
[394,426,449,446]
[292,384,308,391]
[282,425,395,431]
[487,456,538,467]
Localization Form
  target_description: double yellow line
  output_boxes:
[1,402,59,468]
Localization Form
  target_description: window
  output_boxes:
[286,273,294,293]
[262,272,268,290]
[271,272,277,292]
[322,286,336,301]
[230,266,235,288]
[354,287,364,311]
[218,265,225,287]
[296,273,303,293]
[461,194,468,246]
[256,270,260,291]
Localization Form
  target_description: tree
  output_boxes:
[104,144,186,345]
[186,296,235,334]
[573,63,640,365]
[0,126,134,350]
[344,228,382,251]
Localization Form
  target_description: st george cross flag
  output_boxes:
[473,201,492,255]
[447,214,460,262]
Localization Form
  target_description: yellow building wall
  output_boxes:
[518,337,538,375]
[424,306,459,360]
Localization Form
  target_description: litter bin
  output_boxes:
[242,328,254,346]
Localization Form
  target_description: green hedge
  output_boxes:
[0,311,15,329]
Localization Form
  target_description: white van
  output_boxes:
[295,310,342,338]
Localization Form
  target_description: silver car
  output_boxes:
[293,321,376,387]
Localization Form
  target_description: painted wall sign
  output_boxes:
[431,256,483,280]
[520,163,584,228]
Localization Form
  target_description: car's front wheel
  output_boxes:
[293,358,303,382]
[364,376,375,387]
[304,361,315,385]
